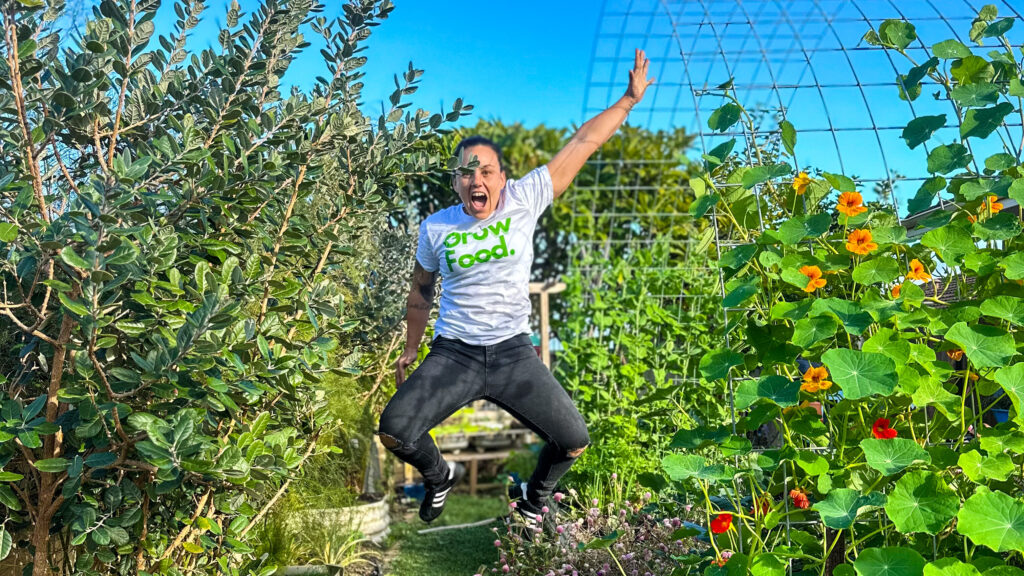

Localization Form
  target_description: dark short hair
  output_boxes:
[454,136,506,174]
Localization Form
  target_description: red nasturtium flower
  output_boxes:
[845,229,878,255]
[872,418,898,439]
[837,191,868,217]
[800,265,827,293]
[710,513,732,534]
[793,172,812,195]
[906,259,932,282]
[801,366,832,393]
[948,349,964,361]
[790,489,810,510]
[890,283,902,298]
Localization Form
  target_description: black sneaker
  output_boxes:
[419,461,464,523]
[507,481,552,539]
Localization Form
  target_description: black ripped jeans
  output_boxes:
[377,334,590,502]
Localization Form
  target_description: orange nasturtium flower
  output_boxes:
[987,195,1003,214]
[799,265,827,293]
[790,489,810,510]
[890,283,902,298]
[793,172,811,195]
[711,513,733,534]
[906,259,932,282]
[837,191,868,217]
[801,366,832,393]
[845,229,878,255]
[948,349,964,361]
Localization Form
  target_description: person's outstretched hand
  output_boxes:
[395,349,417,386]
[626,48,655,105]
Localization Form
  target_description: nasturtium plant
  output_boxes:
[656,5,1024,574]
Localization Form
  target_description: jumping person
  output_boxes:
[377,49,654,528]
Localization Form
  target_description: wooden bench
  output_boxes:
[444,450,511,496]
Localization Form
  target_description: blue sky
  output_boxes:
[175,1,601,129]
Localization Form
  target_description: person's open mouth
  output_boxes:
[470,192,488,211]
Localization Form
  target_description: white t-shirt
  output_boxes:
[416,166,553,346]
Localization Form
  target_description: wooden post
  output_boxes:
[528,281,566,370]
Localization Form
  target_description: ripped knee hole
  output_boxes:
[567,445,588,458]
[378,433,400,449]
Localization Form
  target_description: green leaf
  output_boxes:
[933,39,972,59]
[723,276,759,307]
[823,172,856,192]
[945,322,1016,368]
[718,244,758,270]
[962,103,1015,140]
[742,163,792,189]
[59,246,91,269]
[58,292,91,317]
[1011,79,1024,98]
[780,120,796,156]
[952,56,995,86]
[734,375,801,410]
[33,458,70,473]
[0,223,17,243]
[792,316,838,348]
[795,451,829,476]
[927,143,973,174]
[911,377,962,423]
[1000,252,1024,280]
[902,115,946,149]
[960,450,1015,483]
[822,349,897,399]
[925,559,981,576]
[852,257,901,285]
[0,529,9,562]
[699,349,744,380]
[708,103,743,133]
[952,83,1000,107]
[812,489,886,529]
[879,20,917,50]
[960,176,1011,201]
[974,212,1022,241]
[908,177,947,213]
[984,18,1014,38]
[860,438,931,475]
[986,153,1016,171]
[661,454,706,482]
[995,364,1024,424]
[0,486,20,511]
[922,225,976,263]
[885,471,960,534]
[689,193,719,218]
[669,425,731,450]
[957,488,1024,552]
[810,298,874,335]
[854,547,925,576]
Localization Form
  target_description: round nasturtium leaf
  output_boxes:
[734,375,801,410]
[981,296,1024,327]
[660,454,706,482]
[812,488,886,529]
[854,547,926,576]
[792,316,838,348]
[945,322,1016,369]
[822,349,898,399]
[923,558,982,576]
[852,257,901,285]
[884,471,959,535]
[959,450,1015,483]
[699,349,744,381]
[957,488,1024,553]
[860,438,931,476]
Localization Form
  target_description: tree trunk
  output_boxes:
[31,504,54,576]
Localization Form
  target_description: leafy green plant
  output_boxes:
[0,0,464,573]
[658,5,1024,574]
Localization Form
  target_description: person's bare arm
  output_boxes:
[547,49,655,198]
[396,262,438,385]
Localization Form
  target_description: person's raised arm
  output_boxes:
[395,262,437,386]
[547,48,655,198]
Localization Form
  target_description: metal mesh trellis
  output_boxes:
[575,0,1024,570]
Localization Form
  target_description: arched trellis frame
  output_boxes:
[575,0,1024,570]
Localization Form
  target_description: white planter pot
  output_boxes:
[288,498,391,544]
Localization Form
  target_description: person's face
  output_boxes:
[452,145,506,220]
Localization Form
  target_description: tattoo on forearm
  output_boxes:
[418,283,435,304]
[409,301,432,311]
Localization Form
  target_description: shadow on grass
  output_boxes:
[383,493,508,576]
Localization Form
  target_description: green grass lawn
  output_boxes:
[383,493,508,576]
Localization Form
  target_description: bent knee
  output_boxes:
[378,431,401,450]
